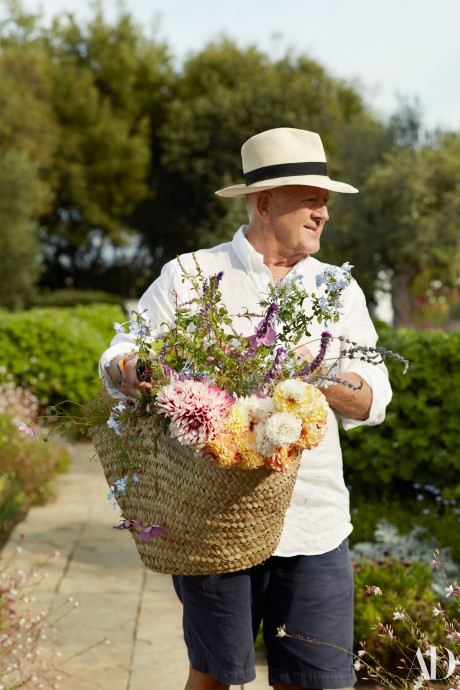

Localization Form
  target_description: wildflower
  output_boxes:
[295,330,333,377]
[445,584,456,597]
[354,660,362,671]
[393,610,405,620]
[366,585,382,596]
[113,322,126,334]
[137,524,166,541]
[358,650,366,657]
[156,379,233,447]
[277,625,287,638]
[16,421,36,436]
[254,412,302,457]
[113,520,144,530]
[107,413,122,435]
[248,302,279,350]
[432,606,445,617]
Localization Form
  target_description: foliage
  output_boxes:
[28,288,126,308]
[0,148,47,310]
[0,304,125,406]
[1,4,174,289]
[342,325,460,495]
[156,39,382,259]
[326,127,460,324]
[0,382,70,536]
[353,557,452,670]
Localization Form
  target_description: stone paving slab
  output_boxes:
[2,442,272,689]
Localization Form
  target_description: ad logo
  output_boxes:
[413,645,457,680]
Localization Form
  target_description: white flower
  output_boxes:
[113,322,126,334]
[354,660,362,670]
[358,650,366,657]
[236,395,274,423]
[393,610,405,620]
[445,584,454,597]
[432,606,444,617]
[255,412,301,457]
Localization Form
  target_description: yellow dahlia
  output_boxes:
[204,432,239,468]
[273,380,319,418]
[223,402,251,435]
[235,430,265,470]
[265,446,299,473]
[295,421,327,451]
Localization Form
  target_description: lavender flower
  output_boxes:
[295,331,333,377]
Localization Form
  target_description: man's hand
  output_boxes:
[119,354,154,399]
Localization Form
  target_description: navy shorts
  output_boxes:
[172,539,356,687]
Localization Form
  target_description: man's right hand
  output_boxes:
[120,354,153,398]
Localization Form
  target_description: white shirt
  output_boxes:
[100,227,392,556]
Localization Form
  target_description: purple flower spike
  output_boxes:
[295,331,333,377]
[113,520,144,530]
[138,524,166,541]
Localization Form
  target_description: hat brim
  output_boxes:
[216,175,358,198]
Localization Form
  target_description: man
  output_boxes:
[100,128,392,690]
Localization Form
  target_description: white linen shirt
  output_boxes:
[99,226,392,556]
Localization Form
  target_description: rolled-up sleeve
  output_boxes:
[98,259,184,391]
[338,281,392,431]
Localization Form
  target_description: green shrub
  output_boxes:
[353,556,454,672]
[0,412,71,535]
[0,304,125,406]
[29,289,125,308]
[342,327,460,497]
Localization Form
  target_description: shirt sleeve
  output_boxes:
[98,259,184,393]
[337,280,393,430]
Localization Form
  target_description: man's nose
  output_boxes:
[312,204,329,221]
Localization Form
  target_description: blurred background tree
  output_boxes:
[1,3,459,324]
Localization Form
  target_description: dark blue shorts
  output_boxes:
[172,539,356,687]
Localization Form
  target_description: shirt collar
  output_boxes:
[231,225,312,277]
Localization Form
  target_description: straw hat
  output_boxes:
[215,127,358,197]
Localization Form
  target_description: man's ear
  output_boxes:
[256,191,271,221]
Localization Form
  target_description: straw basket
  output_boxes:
[91,417,300,575]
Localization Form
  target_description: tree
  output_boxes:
[1,5,173,289]
[149,39,381,265]
[0,149,46,309]
[335,133,460,324]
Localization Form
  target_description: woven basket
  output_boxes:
[91,418,300,575]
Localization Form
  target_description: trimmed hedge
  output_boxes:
[28,289,125,308]
[0,304,125,406]
[341,326,460,500]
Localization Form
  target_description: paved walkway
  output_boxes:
[3,442,271,690]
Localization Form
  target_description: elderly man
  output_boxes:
[100,128,392,690]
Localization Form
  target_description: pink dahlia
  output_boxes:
[156,379,233,447]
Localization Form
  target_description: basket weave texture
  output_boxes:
[92,418,300,575]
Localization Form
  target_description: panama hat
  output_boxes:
[216,127,358,197]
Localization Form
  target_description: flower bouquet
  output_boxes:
[92,258,405,575]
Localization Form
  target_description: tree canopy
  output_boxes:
[1,4,459,323]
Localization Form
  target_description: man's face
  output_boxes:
[263,185,330,256]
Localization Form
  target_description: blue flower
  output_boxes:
[107,414,122,435]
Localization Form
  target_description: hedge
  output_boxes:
[341,326,460,500]
[0,304,126,407]
[28,289,125,308]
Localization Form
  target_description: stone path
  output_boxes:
[2,442,271,690]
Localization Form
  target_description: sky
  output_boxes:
[8,0,460,133]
